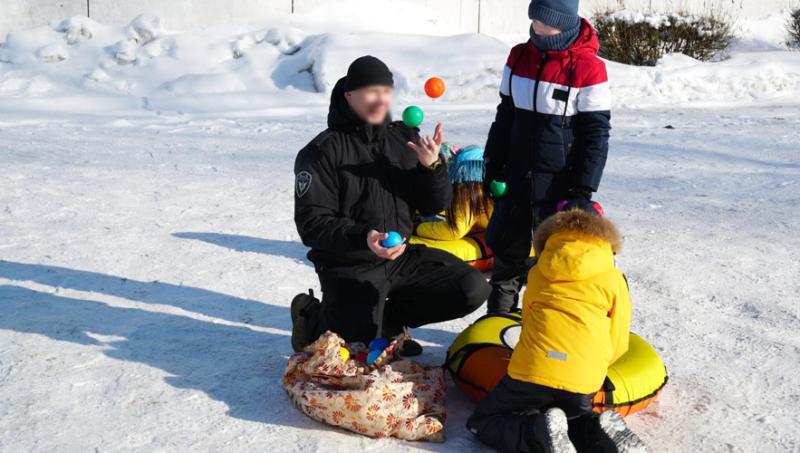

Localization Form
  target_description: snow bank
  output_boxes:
[286,32,507,99]
[1,12,800,116]
[732,10,796,52]
[0,13,507,115]
[611,51,800,108]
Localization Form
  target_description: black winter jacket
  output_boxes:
[485,19,611,227]
[294,78,452,270]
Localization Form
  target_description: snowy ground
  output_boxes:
[2,6,800,452]
[1,103,798,452]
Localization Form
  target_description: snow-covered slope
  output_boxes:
[2,12,800,116]
[0,15,509,114]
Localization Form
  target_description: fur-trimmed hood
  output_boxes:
[534,209,622,256]
[533,210,622,282]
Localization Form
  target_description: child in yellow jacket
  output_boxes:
[467,203,646,453]
[413,145,493,241]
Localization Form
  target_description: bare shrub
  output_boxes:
[788,8,800,49]
[593,9,734,66]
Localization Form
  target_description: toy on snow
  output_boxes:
[366,337,389,365]
[284,331,446,442]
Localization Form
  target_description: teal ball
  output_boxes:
[366,349,382,366]
[381,231,403,248]
[402,106,424,128]
[369,338,389,351]
[490,180,508,198]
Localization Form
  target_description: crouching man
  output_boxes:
[291,56,490,355]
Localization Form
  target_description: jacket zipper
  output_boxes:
[561,51,575,129]
[532,54,549,114]
[529,53,550,236]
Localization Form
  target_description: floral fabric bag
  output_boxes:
[283,331,446,442]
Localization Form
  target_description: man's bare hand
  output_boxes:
[407,123,444,168]
[367,230,406,260]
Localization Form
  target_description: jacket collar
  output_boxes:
[327,77,389,144]
[530,19,581,52]
[528,17,600,60]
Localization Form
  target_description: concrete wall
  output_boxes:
[479,0,531,39]
[292,0,481,33]
[2,0,797,41]
[89,0,290,31]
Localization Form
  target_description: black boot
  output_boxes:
[486,256,535,314]
[290,290,320,353]
[567,413,604,453]
[399,339,423,357]
[383,322,424,357]
[486,287,519,315]
[568,412,647,453]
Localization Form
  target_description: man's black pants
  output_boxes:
[309,245,490,344]
[467,375,595,453]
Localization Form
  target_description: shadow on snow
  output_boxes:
[173,232,311,265]
[0,260,467,449]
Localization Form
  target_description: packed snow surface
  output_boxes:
[1,104,799,452]
[1,8,800,453]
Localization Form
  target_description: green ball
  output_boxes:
[402,106,424,128]
[490,180,508,198]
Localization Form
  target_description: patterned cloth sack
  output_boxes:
[283,331,447,442]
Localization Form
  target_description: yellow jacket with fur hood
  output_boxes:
[507,210,632,395]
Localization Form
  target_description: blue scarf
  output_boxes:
[530,21,581,52]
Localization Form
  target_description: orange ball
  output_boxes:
[424,77,446,99]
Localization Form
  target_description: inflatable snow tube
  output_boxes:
[445,313,668,416]
[410,233,494,272]
[445,312,522,402]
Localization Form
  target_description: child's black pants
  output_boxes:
[467,375,595,453]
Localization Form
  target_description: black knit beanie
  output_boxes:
[343,56,394,91]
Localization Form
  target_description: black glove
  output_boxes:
[557,198,605,217]
[567,187,593,201]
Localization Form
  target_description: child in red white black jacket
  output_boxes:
[484,0,613,316]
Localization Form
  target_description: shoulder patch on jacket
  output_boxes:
[295,171,312,198]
